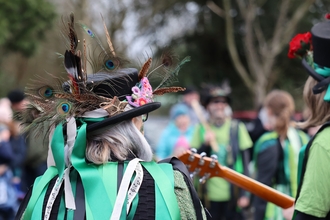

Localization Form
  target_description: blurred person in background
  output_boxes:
[156,104,195,160]
[247,106,271,161]
[7,89,48,192]
[252,90,309,220]
[0,98,18,220]
[0,98,26,200]
[191,83,252,220]
[170,86,203,126]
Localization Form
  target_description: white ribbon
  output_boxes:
[110,158,144,220]
[63,117,77,210]
[47,125,55,167]
[287,127,301,163]
[44,175,64,220]
[64,166,75,210]
[126,162,143,214]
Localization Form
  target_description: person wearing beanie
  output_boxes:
[289,18,330,220]
[156,104,195,160]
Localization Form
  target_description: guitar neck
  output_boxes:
[179,150,295,209]
[219,165,294,209]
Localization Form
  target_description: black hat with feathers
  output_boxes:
[21,13,190,135]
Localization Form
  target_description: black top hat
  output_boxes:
[302,21,330,94]
[84,68,161,131]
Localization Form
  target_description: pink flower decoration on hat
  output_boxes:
[126,77,154,107]
[138,98,147,106]
[132,86,140,95]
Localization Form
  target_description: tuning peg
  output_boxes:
[190,168,201,178]
[198,152,206,166]
[188,149,197,162]
[199,173,211,184]
[211,154,218,160]
[210,154,218,168]
[190,148,197,154]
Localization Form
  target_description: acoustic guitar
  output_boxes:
[178,149,295,209]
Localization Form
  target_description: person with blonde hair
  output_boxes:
[290,19,330,220]
[253,90,309,220]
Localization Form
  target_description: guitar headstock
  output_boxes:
[178,149,222,183]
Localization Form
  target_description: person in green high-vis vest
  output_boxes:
[253,90,310,220]
[289,19,330,220]
[191,83,252,220]
[14,14,208,220]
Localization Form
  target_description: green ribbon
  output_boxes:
[51,123,65,179]
[23,166,58,220]
[142,162,181,220]
[314,63,330,101]
[70,119,115,220]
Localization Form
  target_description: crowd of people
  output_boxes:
[0,89,48,220]
[0,13,330,220]
[154,82,311,220]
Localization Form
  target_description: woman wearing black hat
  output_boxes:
[290,19,330,219]
[14,14,206,220]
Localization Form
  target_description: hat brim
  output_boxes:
[302,58,324,82]
[204,95,231,107]
[302,58,330,94]
[86,102,161,132]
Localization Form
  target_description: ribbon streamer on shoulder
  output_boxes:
[110,158,144,220]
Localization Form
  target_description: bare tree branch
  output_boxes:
[254,18,267,56]
[256,0,269,8]
[235,0,247,19]
[259,0,291,79]
[206,1,225,18]
[279,0,316,49]
[242,1,263,80]
[207,0,317,106]
[222,0,254,91]
[270,0,291,53]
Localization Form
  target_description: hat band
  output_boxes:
[313,63,330,102]
[315,63,330,77]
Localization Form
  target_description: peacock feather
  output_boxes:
[21,13,190,137]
